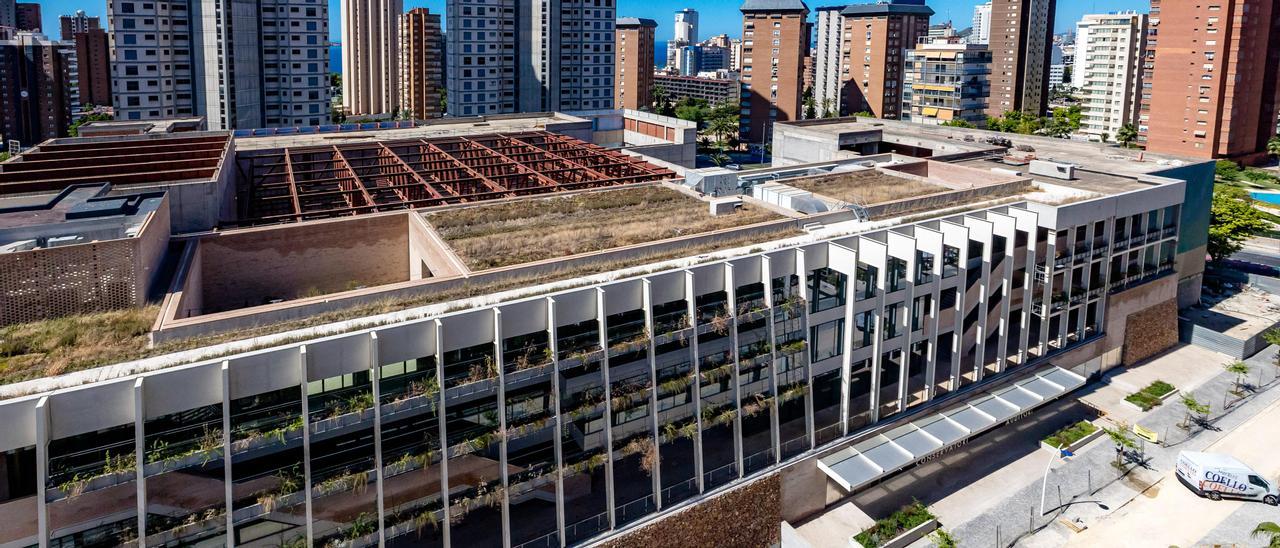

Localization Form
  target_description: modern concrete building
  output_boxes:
[654,74,741,106]
[14,1,37,31]
[739,0,811,143]
[971,1,992,44]
[446,0,616,116]
[987,0,1056,118]
[1138,0,1280,162]
[107,0,330,129]
[615,17,657,110]
[0,115,1215,548]
[0,184,169,325]
[1073,12,1147,142]
[0,0,12,29]
[902,38,992,126]
[398,8,443,120]
[0,32,74,147]
[60,11,111,107]
[342,0,401,117]
[837,1,933,118]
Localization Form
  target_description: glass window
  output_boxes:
[808,267,847,312]
[916,250,934,284]
[809,319,845,362]
[887,257,908,293]
[883,303,901,340]
[855,310,875,349]
[856,263,878,300]
[942,245,959,278]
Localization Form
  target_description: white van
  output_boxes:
[1176,451,1279,505]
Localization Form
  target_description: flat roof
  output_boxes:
[236,130,677,225]
[0,183,165,251]
[0,132,230,195]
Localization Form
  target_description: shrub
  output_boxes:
[1043,420,1098,448]
[853,500,935,548]
[1124,380,1176,411]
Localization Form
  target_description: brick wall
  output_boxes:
[1122,299,1178,365]
[602,474,781,548]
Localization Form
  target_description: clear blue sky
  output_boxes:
[38,0,1148,45]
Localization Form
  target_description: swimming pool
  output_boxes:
[1250,191,1280,206]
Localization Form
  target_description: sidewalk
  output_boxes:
[942,345,1280,548]
[1078,344,1229,425]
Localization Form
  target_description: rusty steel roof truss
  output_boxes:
[237,131,675,225]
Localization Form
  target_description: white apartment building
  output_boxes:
[971,1,991,45]
[812,6,844,117]
[446,0,615,116]
[1073,12,1147,141]
[108,0,330,129]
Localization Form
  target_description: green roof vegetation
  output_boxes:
[0,224,802,390]
[427,186,784,270]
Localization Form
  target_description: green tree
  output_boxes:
[802,86,816,119]
[820,98,836,118]
[988,109,1043,135]
[0,152,9,162]
[1264,328,1280,365]
[1102,424,1139,469]
[1043,105,1082,138]
[1216,159,1243,181]
[852,110,875,118]
[1253,522,1280,548]
[940,119,976,129]
[67,112,114,137]
[1225,360,1251,395]
[1267,136,1280,162]
[1208,187,1271,262]
[1116,124,1138,148]
[673,97,711,123]
[1179,393,1210,429]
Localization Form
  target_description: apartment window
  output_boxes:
[809,319,845,362]
[808,267,847,312]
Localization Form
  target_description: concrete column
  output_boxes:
[796,249,815,450]
[725,264,743,479]
[596,288,616,530]
[761,257,781,464]
[369,333,386,548]
[867,258,887,423]
[221,362,234,548]
[996,230,1014,373]
[133,378,147,548]
[36,396,49,548]
[642,280,663,508]
[546,299,566,548]
[494,310,511,548]
[1018,228,1036,367]
[299,346,314,545]
[434,320,452,548]
[685,270,704,493]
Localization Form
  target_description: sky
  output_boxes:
[38,0,1149,50]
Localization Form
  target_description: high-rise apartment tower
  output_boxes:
[986,0,1056,118]
[739,0,810,143]
[342,0,402,116]
[398,8,443,119]
[615,17,657,110]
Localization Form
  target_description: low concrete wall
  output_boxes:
[152,212,818,343]
[601,473,781,548]
[863,180,1031,219]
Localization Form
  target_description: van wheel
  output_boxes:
[1208,491,1222,501]
[1265,495,1278,506]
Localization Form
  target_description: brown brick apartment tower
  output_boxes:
[739,0,810,144]
[838,1,932,118]
[615,17,658,110]
[986,0,1056,118]
[1139,0,1280,162]
[399,8,444,119]
[60,12,111,107]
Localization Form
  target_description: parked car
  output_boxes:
[1176,451,1279,505]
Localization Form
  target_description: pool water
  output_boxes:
[1250,191,1280,206]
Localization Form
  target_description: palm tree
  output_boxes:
[1252,522,1280,548]
[1116,123,1138,148]
[1225,360,1251,395]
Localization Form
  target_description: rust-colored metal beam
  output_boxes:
[420,139,512,198]
[284,151,302,222]
[330,146,376,211]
